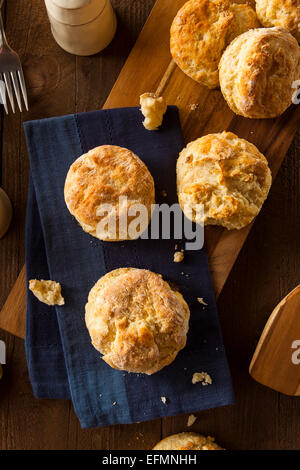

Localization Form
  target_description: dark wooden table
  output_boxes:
[0,0,299,450]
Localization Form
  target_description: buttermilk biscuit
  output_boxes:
[177,132,272,230]
[170,0,259,89]
[219,27,300,118]
[153,433,224,450]
[256,0,300,42]
[64,145,155,241]
[85,268,190,375]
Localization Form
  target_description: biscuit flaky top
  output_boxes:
[177,131,272,230]
[153,432,224,450]
[64,145,155,241]
[219,27,300,118]
[256,0,300,42]
[170,0,259,88]
[85,268,190,375]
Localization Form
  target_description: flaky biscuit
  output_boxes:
[85,268,190,375]
[219,27,300,118]
[256,0,300,42]
[64,145,155,241]
[153,433,224,450]
[177,131,272,230]
[170,0,259,89]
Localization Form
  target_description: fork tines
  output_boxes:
[0,68,28,114]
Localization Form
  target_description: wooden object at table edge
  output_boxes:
[1,0,300,339]
[249,285,300,396]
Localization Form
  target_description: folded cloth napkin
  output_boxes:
[24,106,234,428]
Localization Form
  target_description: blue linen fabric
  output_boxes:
[24,106,234,428]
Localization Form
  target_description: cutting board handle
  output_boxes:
[249,285,300,396]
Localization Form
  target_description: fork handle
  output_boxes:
[0,13,7,48]
[0,2,7,48]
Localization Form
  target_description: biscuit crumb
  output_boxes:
[187,414,197,427]
[29,279,64,306]
[161,396,167,404]
[197,297,208,306]
[174,250,184,263]
[192,372,212,386]
[189,103,199,111]
[112,401,117,406]
[140,93,167,131]
[161,189,167,198]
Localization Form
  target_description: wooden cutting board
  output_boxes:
[249,285,300,396]
[0,0,299,339]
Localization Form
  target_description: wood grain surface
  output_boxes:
[1,0,300,339]
[0,0,299,450]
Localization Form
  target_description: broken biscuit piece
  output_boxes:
[187,414,197,427]
[29,279,65,306]
[192,372,212,386]
[174,250,184,263]
[140,93,167,131]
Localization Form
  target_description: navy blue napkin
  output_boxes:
[24,107,234,428]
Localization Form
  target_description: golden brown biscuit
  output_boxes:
[153,432,224,450]
[177,131,272,230]
[64,145,155,241]
[85,268,190,375]
[219,27,300,118]
[256,0,300,42]
[170,0,259,89]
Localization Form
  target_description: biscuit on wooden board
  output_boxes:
[219,27,300,118]
[170,0,259,88]
[256,0,300,42]
[64,145,155,241]
[177,131,272,230]
[85,268,190,375]
[153,432,224,450]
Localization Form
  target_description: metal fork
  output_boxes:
[0,0,28,113]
